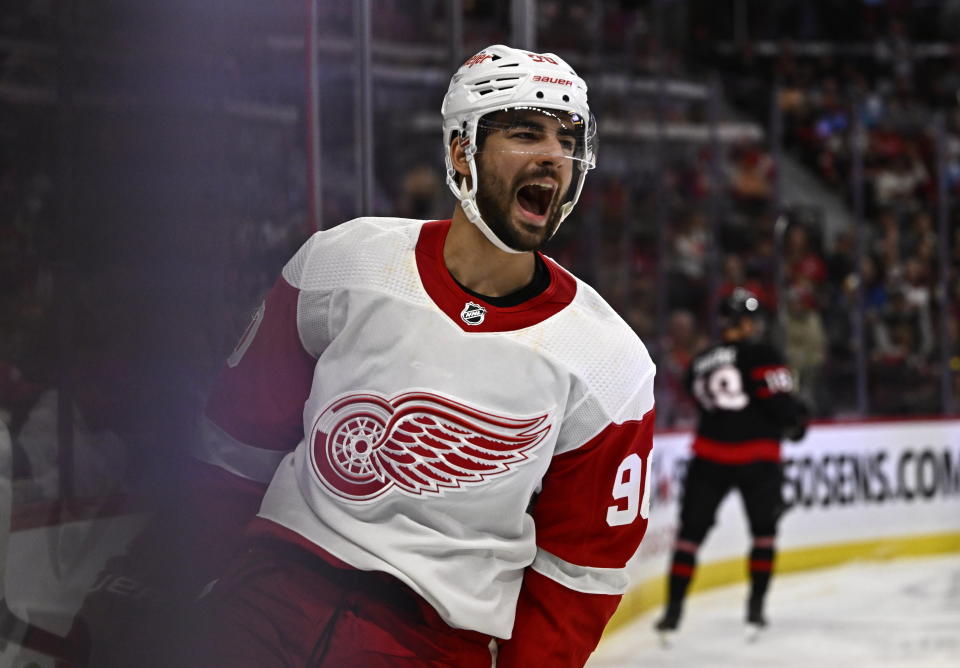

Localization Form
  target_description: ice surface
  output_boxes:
[589,554,960,668]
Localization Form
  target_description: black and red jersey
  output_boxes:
[684,340,805,464]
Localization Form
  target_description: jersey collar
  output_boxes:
[415,219,577,333]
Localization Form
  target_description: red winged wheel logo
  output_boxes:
[310,391,551,502]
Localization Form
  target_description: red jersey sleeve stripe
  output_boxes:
[532,408,655,569]
[750,364,789,380]
[205,275,316,452]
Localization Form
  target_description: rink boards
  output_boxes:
[2,419,958,658]
[608,417,960,634]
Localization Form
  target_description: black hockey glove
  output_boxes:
[782,399,810,442]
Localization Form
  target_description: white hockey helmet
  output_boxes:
[441,44,597,253]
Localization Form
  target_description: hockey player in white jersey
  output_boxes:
[190,44,656,667]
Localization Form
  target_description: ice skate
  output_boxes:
[744,604,768,643]
[654,606,682,648]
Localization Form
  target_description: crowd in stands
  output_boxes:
[711,8,960,421]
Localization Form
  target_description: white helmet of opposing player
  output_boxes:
[441,44,597,253]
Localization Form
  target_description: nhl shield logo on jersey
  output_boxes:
[460,301,486,326]
[309,391,551,503]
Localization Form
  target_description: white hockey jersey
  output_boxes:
[194,217,656,660]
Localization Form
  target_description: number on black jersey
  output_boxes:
[692,364,750,412]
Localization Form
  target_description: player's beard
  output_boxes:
[474,159,566,252]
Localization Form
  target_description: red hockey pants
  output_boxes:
[188,538,495,667]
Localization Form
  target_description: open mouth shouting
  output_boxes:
[514,180,558,226]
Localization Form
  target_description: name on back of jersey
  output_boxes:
[693,345,736,375]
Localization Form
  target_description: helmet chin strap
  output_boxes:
[457,170,526,255]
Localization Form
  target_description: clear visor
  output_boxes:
[471,106,597,171]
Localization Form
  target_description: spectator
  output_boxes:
[872,208,903,273]
[784,223,827,287]
[873,149,928,209]
[781,281,827,414]
[729,142,775,211]
[825,230,856,287]
[901,255,935,339]
[858,253,890,313]
[902,210,936,260]
[872,283,934,366]
[658,309,708,429]
[668,209,709,313]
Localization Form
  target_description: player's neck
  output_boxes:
[444,209,536,298]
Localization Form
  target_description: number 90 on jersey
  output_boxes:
[606,453,653,527]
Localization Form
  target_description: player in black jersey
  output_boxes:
[655,288,808,642]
